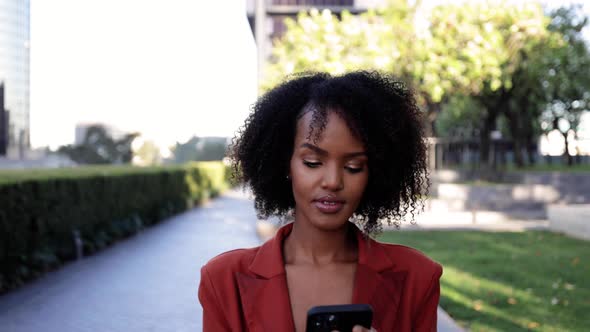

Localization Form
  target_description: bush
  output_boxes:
[0,162,230,293]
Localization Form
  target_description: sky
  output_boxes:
[29,0,588,151]
[30,0,258,151]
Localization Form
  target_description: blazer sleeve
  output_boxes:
[413,264,443,332]
[198,265,231,331]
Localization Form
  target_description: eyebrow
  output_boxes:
[299,143,367,158]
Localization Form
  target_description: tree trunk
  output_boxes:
[478,89,509,179]
[526,136,537,166]
[513,137,525,167]
[504,109,525,168]
[424,100,441,137]
[524,117,538,166]
[479,111,495,167]
[562,131,573,166]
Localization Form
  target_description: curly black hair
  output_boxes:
[229,71,428,235]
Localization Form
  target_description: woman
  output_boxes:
[198,71,442,331]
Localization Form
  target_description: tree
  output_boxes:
[494,5,590,168]
[501,42,551,167]
[264,0,419,88]
[169,136,227,163]
[412,3,506,136]
[436,95,482,139]
[58,125,139,164]
[266,0,479,136]
[539,5,590,165]
[265,0,589,172]
[133,139,162,166]
[430,3,590,169]
[428,1,556,171]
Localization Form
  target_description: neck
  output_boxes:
[283,221,357,266]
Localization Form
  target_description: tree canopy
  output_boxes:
[263,0,590,168]
[169,136,227,163]
[57,125,139,164]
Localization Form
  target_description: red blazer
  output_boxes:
[198,223,442,331]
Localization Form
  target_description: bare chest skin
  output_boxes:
[286,262,357,332]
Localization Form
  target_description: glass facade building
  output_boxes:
[0,0,30,157]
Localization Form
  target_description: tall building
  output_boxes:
[0,83,8,155]
[0,0,30,158]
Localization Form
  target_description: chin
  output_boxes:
[310,214,351,232]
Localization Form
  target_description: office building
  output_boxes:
[0,0,30,158]
[0,83,7,155]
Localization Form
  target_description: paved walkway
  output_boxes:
[0,189,464,331]
[0,190,259,332]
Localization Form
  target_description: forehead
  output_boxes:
[294,110,365,151]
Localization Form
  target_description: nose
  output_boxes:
[321,164,344,191]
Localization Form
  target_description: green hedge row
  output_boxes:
[0,162,231,294]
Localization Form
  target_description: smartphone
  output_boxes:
[306,304,373,332]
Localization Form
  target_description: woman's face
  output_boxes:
[289,110,369,231]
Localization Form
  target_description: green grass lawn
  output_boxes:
[378,231,590,332]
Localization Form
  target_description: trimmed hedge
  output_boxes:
[0,162,230,294]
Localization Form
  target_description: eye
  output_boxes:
[303,160,321,168]
[345,166,364,174]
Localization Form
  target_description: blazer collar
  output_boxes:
[352,224,407,329]
[248,222,291,278]
[237,223,294,331]
[238,222,406,331]
[248,222,397,277]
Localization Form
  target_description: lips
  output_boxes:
[313,196,345,214]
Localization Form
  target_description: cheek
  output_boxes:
[349,174,369,198]
[290,163,314,190]
[289,160,308,196]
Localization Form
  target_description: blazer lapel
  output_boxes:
[237,223,295,332]
[352,230,407,329]
[237,273,294,332]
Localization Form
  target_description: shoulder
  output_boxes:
[198,246,264,330]
[374,240,442,280]
[201,246,260,277]
[372,240,443,317]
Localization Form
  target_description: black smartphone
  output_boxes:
[306,304,373,332]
